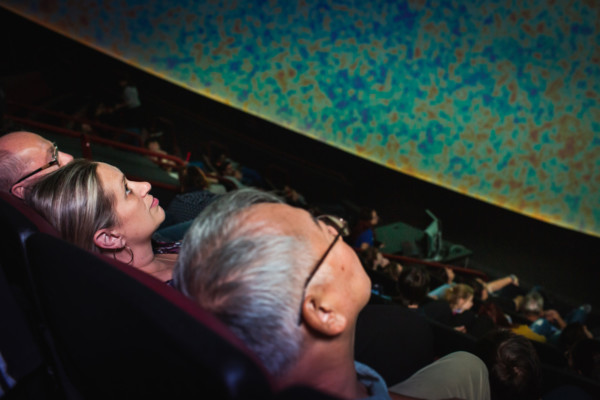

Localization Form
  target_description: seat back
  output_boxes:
[0,256,46,397]
[425,316,478,357]
[25,232,274,399]
[0,193,64,398]
[541,363,600,398]
[355,304,435,385]
[0,192,58,288]
[531,340,567,368]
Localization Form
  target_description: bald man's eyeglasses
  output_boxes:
[11,143,60,190]
[297,215,349,325]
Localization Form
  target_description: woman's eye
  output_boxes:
[125,185,132,195]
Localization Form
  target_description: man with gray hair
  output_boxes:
[174,188,490,399]
[0,131,73,198]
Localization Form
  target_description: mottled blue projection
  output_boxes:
[2,0,599,236]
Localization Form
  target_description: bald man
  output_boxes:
[0,131,73,198]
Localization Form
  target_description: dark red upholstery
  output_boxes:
[0,193,65,397]
[25,232,274,399]
[0,192,342,399]
[0,192,58,237]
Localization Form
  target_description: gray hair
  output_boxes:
[522,292,544,315]
[173,188,314,377]
[25,159,118,253]
[0,148,27,193]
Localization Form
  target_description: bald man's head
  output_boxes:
[0,131,73,198]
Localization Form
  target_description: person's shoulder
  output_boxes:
[512,324,547,343]
[179,190,215,202]
[354,361,391,400]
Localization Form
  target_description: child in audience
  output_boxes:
[444,284,476,333]
[445,283,475,315]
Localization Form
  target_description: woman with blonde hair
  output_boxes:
[445,283,475,314]
[26,159,177,282]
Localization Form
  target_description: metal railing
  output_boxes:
[4,114,185,191]
[7,100,144,146]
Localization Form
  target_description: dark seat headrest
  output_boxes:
[0,191,59,236]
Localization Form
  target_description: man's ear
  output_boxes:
[301,293,347,337]
[93,229,125,250]
[11,184,26,199]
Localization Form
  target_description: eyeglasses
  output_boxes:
[11,143,60,191]
[297,215,349,325]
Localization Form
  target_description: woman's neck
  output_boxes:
[112,241,175,281]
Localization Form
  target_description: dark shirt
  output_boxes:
[164,190,218,227]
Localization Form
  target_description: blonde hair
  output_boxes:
[25,159,117,253]
[445,283,474,309]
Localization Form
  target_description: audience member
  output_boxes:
[395,265,456,325]
[349,207,380,249]
[162,165,219,227]
[212,151,265,188]
[281,185,308,208]
[470,276,523,315]
[25,159,177,282]
[357,247,402,299]
[429,274,519,306]
[145,137,178,174]
[427,273,525,336]
[397,265,431,309]
[560,322,594,358]
[114,78,144,132]
[476,329,542,400]
[470,302,512,338]
[520,291,591,346]
[570,338,600,381]
[216,160,245,190]
[0,131,73,198]
[174,188,490,399]
[359,247,400,279]
[445,284,475,315]
[444,284,476,333]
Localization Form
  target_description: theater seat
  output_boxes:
[541,363,600,399]
[355,304,435,385]
[2,194,340,399]
[425,316,478,357]
[25,232,274,399]
[0,193,65,398]
[0,192,58,291]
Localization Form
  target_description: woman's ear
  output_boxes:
[93,229,125,250]
[301,293,347,337]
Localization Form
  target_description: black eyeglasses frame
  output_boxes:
[10,143,60,193]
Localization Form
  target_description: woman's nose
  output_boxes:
[141,181,151,195]
[132,181,151,196]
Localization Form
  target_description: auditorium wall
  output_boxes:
[2,0,598,236]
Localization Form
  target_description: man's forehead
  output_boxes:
[244,203,320,236]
